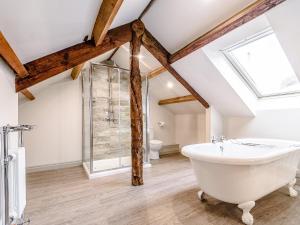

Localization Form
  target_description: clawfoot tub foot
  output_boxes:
[288,178,298,197]
[197,190,204,201]
[238,201,255,225]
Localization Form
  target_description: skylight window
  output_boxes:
[223,28,300,98]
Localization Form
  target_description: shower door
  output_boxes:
[82,61,149,174]
[91,62,131,173]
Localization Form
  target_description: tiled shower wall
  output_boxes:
[92,65,131,160]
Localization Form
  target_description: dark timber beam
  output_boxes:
[92,0,124,46]
[130,20,144,186]
[0,32,28,77]
[142,28,209,109]
[16,23,132,92]
[0,32,35,100]
[71,63,85,80]
[169,0,286,63]
[20,89,35,101]
[107,47,119,60]
[158,95,196,105]
[71,0,123,79]
[147,66,167,80]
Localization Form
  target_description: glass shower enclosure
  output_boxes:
[82,61,150,178]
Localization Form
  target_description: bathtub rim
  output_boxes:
[181,138,300,166]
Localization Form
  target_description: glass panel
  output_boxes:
[224,30,300,97]
[82,61,150,174]
[0,138,4,225]
[91,63,132,172]
[142,76,150,164]
[119,69,131,167]
[82,69,91,173]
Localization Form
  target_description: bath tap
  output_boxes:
[211,136,226,143]
[220,136,226,142]
[211,136,217,144]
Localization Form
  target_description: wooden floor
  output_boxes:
[26,154,300,225]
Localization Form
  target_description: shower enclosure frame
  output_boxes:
[82,62,150,177]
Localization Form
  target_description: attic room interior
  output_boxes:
[1,0,300,225]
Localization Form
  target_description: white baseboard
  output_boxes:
[26,161,82,173]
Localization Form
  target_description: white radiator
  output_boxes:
[8,147,26,219]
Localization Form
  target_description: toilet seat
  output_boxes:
[150,140,162,145]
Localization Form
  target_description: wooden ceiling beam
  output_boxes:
[0,32,35,100]
[20,89,35,101]
[93,0,124,46]
[169,0,286,63]
[107,47,119,60]
[141,27,209,109]
[147,66,167,80]
[158,95,196,105]
[71,0,123,80]
[71,63,85,80]
[0,32,28,77]
[16,23,132,92]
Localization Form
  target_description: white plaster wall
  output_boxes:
[175,114,198,148]
[149,95,175,145]
[206,106,224,142]
[224,108,300,142]
[19,77,82,168]
[224,108,300,172]
[175,113,206,148]
[197,113,207,143]
[0,59,19,225]
[0,60,18,126]
[0,59,18,148]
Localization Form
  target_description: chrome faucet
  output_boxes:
[211,135,226,143]
[220,136,226,142]
[211,136,217,144]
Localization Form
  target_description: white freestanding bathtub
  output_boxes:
[182,139,300,225]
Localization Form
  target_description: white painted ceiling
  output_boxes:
[142,0,255,53]
[4,0,298,117]
[0,0,150,63]
[112,43,206,114]
[112,43,161,74]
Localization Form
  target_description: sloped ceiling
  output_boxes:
[266,0,300,81]
[0,0,150,63]
[112,44,206,114]
[172,49,255,116]
[3,0,298,117]
[142,0,255,53]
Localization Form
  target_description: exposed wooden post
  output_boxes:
[130,20,144,186]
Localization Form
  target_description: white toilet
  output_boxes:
[149,128,163,160]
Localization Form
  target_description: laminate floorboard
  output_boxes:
[25,154,300,225]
